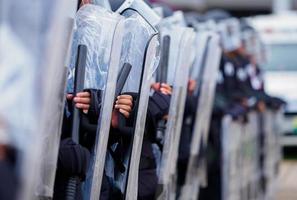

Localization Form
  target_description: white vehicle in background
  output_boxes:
[249,13,297,146]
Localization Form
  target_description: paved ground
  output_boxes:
[276,160,297,200]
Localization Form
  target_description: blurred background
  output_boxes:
[156,0,297,16]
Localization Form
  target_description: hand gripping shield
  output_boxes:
[179,32,222,200]
[0,0,78,199]
[156,21,196,200]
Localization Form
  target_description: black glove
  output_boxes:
[57,138,90,181]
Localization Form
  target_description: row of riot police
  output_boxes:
[0,0,285,200]
[183,9,285,200]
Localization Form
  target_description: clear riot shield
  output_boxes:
[116,7,160,200]
[160,10,187,27]
[156,22,196,200]
[91,0,111,10]
[174,31,209,197]
[65,5,125,200]
[262,110,281,200]
[124,34,160,200]
[86,5,160,200]
[0,0,78,199]
[242,112,260,200]
[179,32,222,200]
[221,116,243,200]
[36,1,78,198]
[190,32,212,96]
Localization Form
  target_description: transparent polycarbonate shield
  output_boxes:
[105,8,160,200]
[199,34,222,156]
[153,6,164,18]
[167,29,197,200]
[262,110,282,199]
[218,18,242,52]
[91,0,111,10]
[0,4,39,199]
[179,33,222,200]
[173,33,209,195]
[36,0,78,198]
[156,27,196,200]
[87,7,159,200]
[242,112,259,199]
[154,24,183,180]
[172,32,209,198]
[193,20,219,36]
[0,0,78,199]
[190,32,211,91]
[271,109,283,170]
[120,10,158,93]
[66,5,125,200]
[1,1,75,199]
[156,19,186,86]
[125,34,160,200]
[221,117,243,200]
[67,5,124,91]
[156,12,189,85]
[159,10,186,27]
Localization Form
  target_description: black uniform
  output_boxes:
[0,147,18,200]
